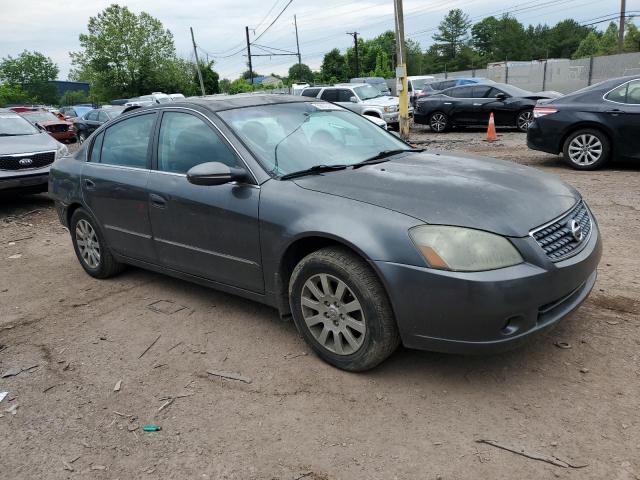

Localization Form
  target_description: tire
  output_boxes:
[77,132,87,144]
[516,109,534,132]
[429,112,449,132]
[289,247,400,372]
[562,129,611,170]
[70,208,124,279]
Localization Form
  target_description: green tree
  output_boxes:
[0,50,59,103]
[573,31,600,58]
[228,78,252,94]
[596,22,620,55]
[624,22,640,52]
[70,4,176,99]
[547,20,592,58]
[219,78,231,93]
[0,84,29,107]
[288,63,314,83]
[194,61,220,94]
[433,9,471,61]
[320,48,347,82]
[59,90,89,105]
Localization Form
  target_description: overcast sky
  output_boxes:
[1,0,634,81]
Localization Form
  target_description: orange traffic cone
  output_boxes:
[485,112,498,142]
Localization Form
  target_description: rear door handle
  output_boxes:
[84,179,95,189]
[605,109,623,114]
[473,103,482,106]
[149,193,167,209]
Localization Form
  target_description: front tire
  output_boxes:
[289,247,400,371]
[70,208,124,278]
[562,129,610,170]
[429,112,449,133]
[77,132,87,144]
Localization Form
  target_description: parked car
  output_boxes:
[0,109,68,194]
[169,93,186,101]
[416,78,494,101]
[17,110,76,143]
[407,75,436,105]
[527,75,640,170]
[60,105,93,121]
[300,84,406,128]
[49,95,601,371]
[350,77,391,96]
[125,93,172,107]
[415,83,561,132]
[74,106,126,143]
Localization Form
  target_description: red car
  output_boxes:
[16,110,76,143]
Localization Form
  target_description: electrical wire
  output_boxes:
[252,0,295,44]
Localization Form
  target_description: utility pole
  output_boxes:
[190,27,206,96]
[294,15,302,80]
[347,32,360,78]
[393,0,409,138]
[619,0,626,53]
[245,26,254,87]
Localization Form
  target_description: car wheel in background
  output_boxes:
[70,208,124,278]
[429,112,449,132]
[77,132,87,144]
[562,129,610,170]
[289,247,400,371]
[516,110,534,132]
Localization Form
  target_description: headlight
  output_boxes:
[409,225,523,272]
[55,142,69,160]
[384,106,390,113]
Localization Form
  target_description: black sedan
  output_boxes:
[415,83,560,132]
[48,95,601,371]
[528,75,640,170]
[74,106,125,143]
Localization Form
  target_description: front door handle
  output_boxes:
[84,179,95,189]
[605,109,623,115]
[473,103,482,106]
[149,193,167,209]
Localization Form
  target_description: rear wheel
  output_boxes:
[562,129,610,170]
[429,112,449,133]
[516,110,534,132]
[289,247,400,371]
[77,131,87,144]
[70,208,124,278]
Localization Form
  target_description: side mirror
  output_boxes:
[187,162,248,186]
[495,93,507,101]
[349,96,358,103]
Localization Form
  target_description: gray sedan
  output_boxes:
[49,95,601,371]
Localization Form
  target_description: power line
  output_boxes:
[254,0,287,31]
[252,0,295,44]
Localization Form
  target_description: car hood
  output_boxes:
[0,133,58,156]
[361,96,398,107]
[293,151,580,237]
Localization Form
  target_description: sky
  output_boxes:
[0,0,634,81]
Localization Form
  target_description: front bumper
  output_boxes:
[0,168,50,193]
[375,223,602,354]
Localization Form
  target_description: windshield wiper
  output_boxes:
[0,133,29,137]
[280,164,348,180]
[352,148,424,169]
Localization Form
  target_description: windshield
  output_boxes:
[0,113,39,135]
[218,102,408,176]
[21,111,59,123]
[73,106,92,117]
[354,84,383,100]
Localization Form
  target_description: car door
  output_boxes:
[446,86,475,124]
[335,89,358,112]
[478,87,518,126]
[603,79,640,159]
[81,112,157,263]
[468,85,497,124]
[147,109,263,293]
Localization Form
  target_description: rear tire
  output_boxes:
[70,208,124,279]
[562,129,610,170]
[289,247,400,372]
[429,112,449,132]
[516,109,534,132]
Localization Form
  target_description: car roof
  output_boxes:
[158,94,316,112]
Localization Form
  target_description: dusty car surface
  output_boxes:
[48,95,601,371]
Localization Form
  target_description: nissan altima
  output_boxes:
[49,95,601,371]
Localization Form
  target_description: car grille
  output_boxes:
[46,124,68,133]
[531,201,592,262]
[0,151,56,171]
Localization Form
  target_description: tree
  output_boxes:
[0,50,59,103]
[0,84,28,107]
[596,22,620,55]
[321,48,347,82]
[70,4,177,99]
[219,78,231,93]
[624,22,640,52]
[573,32,600,59]
[242,70,260,81]
[200,61,220,94]
[433,9,471,61]
[288,63,314,83]
[228,78,252,94]
[547,20,592,58]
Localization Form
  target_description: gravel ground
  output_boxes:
[0,128,639,479]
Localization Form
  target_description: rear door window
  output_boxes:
[100,114,156,169]
[606,83,627,102]
[337,90,354,102]
[320,89,339,102]
[472,85,494,98]
[448,86,473,98]
[301,88,320,98]
[89,131,104,162]
[626,81,640,104]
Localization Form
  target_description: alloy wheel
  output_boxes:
[300,273,366,355]
[517,111,534,131]
[568,134,603,166]
[75,219,101,268]
[430,113,447,132]
[78,133,86,144]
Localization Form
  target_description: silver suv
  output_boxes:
[301,84,404,128]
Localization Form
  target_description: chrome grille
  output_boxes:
[0,151,56,171]
[531,201,592,262]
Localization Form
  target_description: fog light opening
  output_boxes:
[501,316,523,336]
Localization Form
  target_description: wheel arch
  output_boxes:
[361,109,381,118]
[559,122,614,156]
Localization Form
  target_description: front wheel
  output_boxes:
[289,247,400,371]
[516,110,534,132]
[562,129,610,170]
[429,112,449,133]
[77,131,87,144]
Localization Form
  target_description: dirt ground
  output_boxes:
[1,128,639,479]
